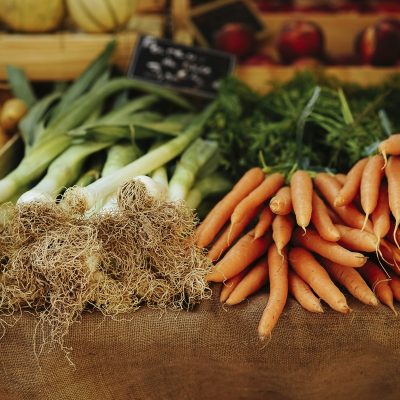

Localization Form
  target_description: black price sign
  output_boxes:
[128,35,236,98]
[188,0,267,47]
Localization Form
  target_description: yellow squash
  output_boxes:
[0,0,65,32]
[66,0,136,33]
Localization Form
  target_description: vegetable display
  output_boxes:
[0,43,232,357]
[197,143,400,338]
[2,39,400,353]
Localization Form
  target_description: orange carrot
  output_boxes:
[289,247,350,313]
[379,239,400,275]
[335,224,377,253]
[293,227,367,268]
[254,207,274,240]
[359,260,396,312]
[372,183,390,244]
[257,244,288,340]
[269,186,292,215]
[314,173,373,232]
[225,257,269,305]
[360,155,385,230]
[323,259,378,306]
[231,173,285,226]
[334,158,368,207]
[272,214,294,256]
[378,133,400,165]
[207,205,262,262]
[196,167,265,248]
[388,274,400,302]
[288,270,324,313]
[335,173,347,186]
[385,156,400,248]
[290,170,313,230]
[206,230,271,282]
[326,206,343,224]
[220,269,248,303]
[311,192,341,242]
[386,221,400,248]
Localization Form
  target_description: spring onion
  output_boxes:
[148,141,169,191]
[75,153,105,187]
[186,173,232,209]
[0,134,73,203]
[101,141,142,177]
[68,101,217,211]
[168,138,219,201]
[17,141,113,203]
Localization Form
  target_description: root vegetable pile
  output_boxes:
[197,135,400,340]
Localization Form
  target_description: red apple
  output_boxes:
[214,23,256,58]
[277,20,325,64]
[355,19,400,66]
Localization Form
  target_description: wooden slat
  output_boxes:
[0,32,138,81]
[235,65,399,93]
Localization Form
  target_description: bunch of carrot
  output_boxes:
[196,133,400,341]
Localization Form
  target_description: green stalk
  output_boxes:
[51,40,116,118]
[168,138,219,201]
[132,120,187,138]
[0,134,73,203]
[149,141,169,188]
[6,65,36,107]
[101,141,142,176]
[79,101,217,210]
[75,154,105,187]
[186,173,232,209]
[19,92,62,151]
[69,113,163,142]
[98,95,159,124]
[18,141,112,203]
[48,78,193,133]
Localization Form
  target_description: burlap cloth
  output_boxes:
[1,284,399,400]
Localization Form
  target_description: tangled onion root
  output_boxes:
[0,180,212,354]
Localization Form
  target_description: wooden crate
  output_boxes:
[0,32,138,81]
[0,10,165,82]
[235,65,399,93]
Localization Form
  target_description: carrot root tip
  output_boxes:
[382,151,388,169]
[361,213,369,232]
[393,221,400,250]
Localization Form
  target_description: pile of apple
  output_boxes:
[213,18,400,67]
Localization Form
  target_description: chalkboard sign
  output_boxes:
[127,35,236,98]
[188,0,267,46]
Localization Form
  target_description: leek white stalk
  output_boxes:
[74,102,217,211]
[151,166,169,189]
[168,138,218,202]
[0,134,73,203]
[101,141,141,177]
[186,174,232,209]
[148,140,169,193]
[17,141,112,204]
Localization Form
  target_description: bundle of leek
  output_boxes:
[0,42,232,355]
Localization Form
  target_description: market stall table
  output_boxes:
[1,285,399,400]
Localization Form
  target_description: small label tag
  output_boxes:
[127,35,236,98]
